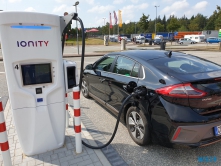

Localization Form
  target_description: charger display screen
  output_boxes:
[21,63,52,85]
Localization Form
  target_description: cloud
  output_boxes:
[161,0,189,17]
[87,5,114,14]
[88,17,104,28]
[56,0,94,5]
[193,1,208,10]
[125,20,131,24]
[52,4,75,14]
[55,0,64,2]
[161,0,208,18]
[85,0,94,5]
[120,3,149,22]
[184,1,208,17]
[24,7,36,12]
[8,0,21,3]
[113,0,125,4]
[162,0,175,3]
[151,1,159,6]
[131,0,139,3]
[137,3,149,9]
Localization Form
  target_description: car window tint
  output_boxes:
[148,56,221,74]
[95,55,116,71]
[131,63,140,78]
[113,57,135,76]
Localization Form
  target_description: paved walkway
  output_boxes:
[0,99,114,166]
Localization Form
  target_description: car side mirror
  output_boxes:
[85,64,93,70]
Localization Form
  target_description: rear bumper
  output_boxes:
[173,135,221,148]
[171,121,221,147]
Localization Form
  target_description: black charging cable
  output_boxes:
[82,93,135,149]
[76,16,85,90]
[82,87,150,149]
[72,17,159,149]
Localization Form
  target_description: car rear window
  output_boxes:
[148,55,221,74]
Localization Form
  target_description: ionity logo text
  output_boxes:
[17,41,49,47]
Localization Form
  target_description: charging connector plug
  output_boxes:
[133,86,147,99]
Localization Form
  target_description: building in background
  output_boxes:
[202,30,219,39]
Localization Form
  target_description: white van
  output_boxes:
[184,35,205,43]
[135,36,145,44]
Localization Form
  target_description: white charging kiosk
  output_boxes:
[0,11,77,155]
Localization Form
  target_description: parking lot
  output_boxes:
[0,51,221,166]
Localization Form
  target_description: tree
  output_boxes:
[205,10,217,30]
[188,13,207,31]
[138,14,149,33]
[179,25,188,31]
[162,15,167,32]
[215,5,221,29]
[156,23,164,32]
[188,22,199,31]
[125,22,135,34]
[178,15,189,31]
[167,16,180,32]
[147,20,155,33]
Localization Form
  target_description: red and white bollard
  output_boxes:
[73,86,82,153]
[65,93,69,128]
[0,98,12,166]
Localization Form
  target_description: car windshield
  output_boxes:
[148,55,221,74]
[155,39,161,41]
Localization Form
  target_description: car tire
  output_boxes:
[81,79,90,98]
[180,42,183,45]
[126,106,151,146]
[191,42,193,44]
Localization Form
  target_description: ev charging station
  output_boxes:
[0,11,150,161]
[0,11,78,155]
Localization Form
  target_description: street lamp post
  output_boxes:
[135,22,136,34]
[154,5,160,35]
[102,17,106,35]
[73,1,79,55]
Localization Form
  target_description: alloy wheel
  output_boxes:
[82,80,89,97]
[128,111,145,140]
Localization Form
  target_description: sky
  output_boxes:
[0,0,221,28]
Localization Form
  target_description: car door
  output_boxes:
[86,55,116,101]
[105,56,140,112]
[186,39,190,44]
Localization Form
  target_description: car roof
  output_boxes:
[107,50,185,61]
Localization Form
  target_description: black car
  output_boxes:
[153,38,162,45]
[82,50,221,148]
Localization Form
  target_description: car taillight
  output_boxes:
[155,83,207,98]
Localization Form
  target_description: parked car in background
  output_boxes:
[127,38,131,42]
[82,50,221,148]
[184,35,205,43]
[109,36,118,42]
[135,36,145,44]
[153,38,162,45]
[178,38,195,44]
[206,37,221,43]
[145,38,152,43]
